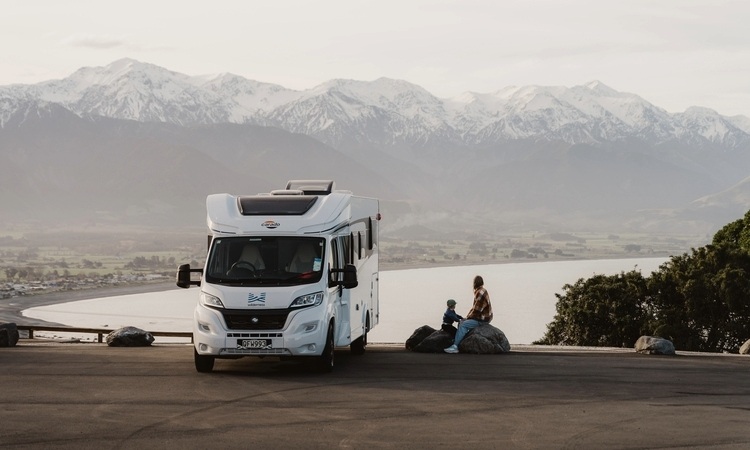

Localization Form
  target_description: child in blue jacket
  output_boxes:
[441,299,464,336]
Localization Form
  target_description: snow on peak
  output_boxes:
[582,80,620,96]
[727,115,750,134]
[3,59,748,147]
[683,106,720,116]
[299,77,446,123]
[67,58,179,87]
[306,77,433,102]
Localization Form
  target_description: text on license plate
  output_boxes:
[238,339,271,348]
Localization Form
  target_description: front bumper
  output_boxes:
[193,303,327,357]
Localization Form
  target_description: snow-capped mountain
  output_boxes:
[2,58,749,151]
[2,58,750,235]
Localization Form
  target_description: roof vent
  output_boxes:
[237,196,318,215]
[285,180,335,196]
[270,189,305,196]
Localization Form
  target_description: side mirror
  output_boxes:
[329,264,358,289]
[341,264,359,289]
[328,264,359,289]
[176,264,202,288]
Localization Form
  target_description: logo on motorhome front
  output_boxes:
[261,220,280,229]
[247,292,266,305]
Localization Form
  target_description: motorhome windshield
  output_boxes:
[205,236,326,286]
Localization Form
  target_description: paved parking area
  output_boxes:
[2,342,750,449]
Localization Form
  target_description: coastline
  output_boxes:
[20,280,178,303]
[0,281,178,325]
[10,256,710,351]
[380,252,670,271]
[5,255,667,328]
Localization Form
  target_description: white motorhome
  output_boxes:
[177,180,380,372]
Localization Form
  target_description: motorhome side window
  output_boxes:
[332,237,347,269]
[330,236,351,284]
[367,217,373,250]
[205,237,325,286]
[331,239,339,270]
[345,234,353,265]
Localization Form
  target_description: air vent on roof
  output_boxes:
[237,196,318,216]
[270,189,304,196]
[285,180,335,196]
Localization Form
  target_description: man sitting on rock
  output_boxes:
[444,275,493,354]
[441,299,464,337]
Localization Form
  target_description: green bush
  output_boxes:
[537,210,750,353]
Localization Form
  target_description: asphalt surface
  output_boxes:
[2,342,750,449]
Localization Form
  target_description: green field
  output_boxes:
[380,230,708,269]
[0,222,708,287]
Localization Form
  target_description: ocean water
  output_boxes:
[24,257,667,344]
[371,257,666,344]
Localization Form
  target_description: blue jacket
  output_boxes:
[443,308,464,325]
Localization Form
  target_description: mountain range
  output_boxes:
[2,58,749,236]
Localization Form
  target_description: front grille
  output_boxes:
[227,332,283,338]
[222,347,290,356]
[221,309,290,330]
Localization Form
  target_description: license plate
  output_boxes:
[238,339,271,349]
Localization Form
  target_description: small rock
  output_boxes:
[0,323,20,347]
[740,339,750,355]
[635,336,675,355]
[106,326,155,347]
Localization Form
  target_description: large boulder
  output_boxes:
[635,336,675,355]
[406,323,511,354]
[414,330,455,353]
[459,324,511,354]
[0,323,20,347]
[405,325,438,351]
[106,326,155,347]
[740,339,750,355]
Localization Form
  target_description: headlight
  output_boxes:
[200,292,224,308]
[289,292,323,308]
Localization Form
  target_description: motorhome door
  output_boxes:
[330,235,352,345]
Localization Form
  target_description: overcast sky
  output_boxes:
[2,0,749,116]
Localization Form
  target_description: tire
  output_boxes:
[350,315,369,355]
[194,349,215,373]
[318,323,335,373]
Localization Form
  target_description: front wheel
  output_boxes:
[194,349,215,373]
[317,323,335,373]
[350,316,369,355]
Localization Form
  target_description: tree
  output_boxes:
[539,209,750,353]
[648,244,750,353]
[711,209,750,252]
[537,270,650,347]
[5,267,18,280]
